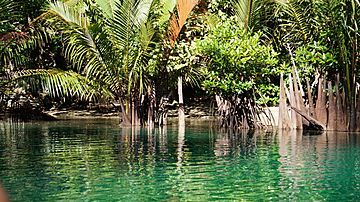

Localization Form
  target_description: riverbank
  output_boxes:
[45,105,215,120]
[0,99,216,121]
[1,105,280,128]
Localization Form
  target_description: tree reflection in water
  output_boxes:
[0,120,360,201]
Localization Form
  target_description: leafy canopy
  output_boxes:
[197,20,280,104]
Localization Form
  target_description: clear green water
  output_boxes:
[0,120,360,201]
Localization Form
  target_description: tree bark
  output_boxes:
[349,97,356,131]
[349,36,357,131]
[278,74,291,129]
[178,76,185,126]
[327,81,336,130]
[356,88,360,131]
[306,78,315,116]
[288,74,300,129]
[292,67,306,128]
[158,96,168,126]
[131,99,135,126]
[119,98,131,125]
[290,106,326,130]
[315,76,327,126]
[147,86,155,127]
[335,75,347,131]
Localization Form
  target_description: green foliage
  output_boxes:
[167,42,203,88]
[1,0,359,115]
[14,69,112,101]
[29,0,172,101]
[197,21,280,105]
[208,0,233,17]
[294,41,337,79]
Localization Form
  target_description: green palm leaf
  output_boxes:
[13,69,113,101]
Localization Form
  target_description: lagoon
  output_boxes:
[0,120,359,201]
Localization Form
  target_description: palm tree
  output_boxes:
[33,0,170,125]
[168,0,199,126]
[7,0,198,126]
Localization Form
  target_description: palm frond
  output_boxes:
[232,0,253,30]
[93,0,119,18]
[0,25,52,72]
[0,0,17,24]
[168,0,198,47]
[13,69,113,101]
[111,0,154,49]
[204,13,221,30]
[275,0,312,43]
[158,0,177,25]
[44,1,112,78]
[46,1,89,28]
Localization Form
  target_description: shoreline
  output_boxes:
[0,107,216,121]
[45,109,216,120]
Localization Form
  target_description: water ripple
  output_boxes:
[0,120,360,201]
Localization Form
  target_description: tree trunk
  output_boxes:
[215,95,227,127]
[356,89,360,131]
[290,106,326,130]
[292,68,306,128]
[119,98,131,125]
[288,74,300,129]
[349,36,357,131]
[327,81,336,130]
[134,100,140,126]
[178,76,185,126]
[306,78,315,116]
[147,86,155,127]
[158,96,168,126]
[349,96,356,131]
[131,99,135,126]
[335,75,347,131]
[315,76,327,126]
[278,74,291,129]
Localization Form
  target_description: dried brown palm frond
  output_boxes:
[168,0,198,48]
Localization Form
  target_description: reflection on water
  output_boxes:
[0,120,360,201]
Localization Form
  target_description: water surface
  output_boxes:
[0,120,359,201]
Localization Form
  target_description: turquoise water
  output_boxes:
[0,120,360,201]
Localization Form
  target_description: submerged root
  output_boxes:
[216,95,272,129]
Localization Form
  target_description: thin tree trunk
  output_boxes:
[158,96,168,126]
[350,36,357,131]
[162,111,168,126]
[350,97,356,131]
[131,99,135,126]
[287,44,305,96]
[288,74,299,129]
[327,81,336,130]
[292,68,305,129]
[134,100,139,126]
[356,87,360,131]
[315,76,327,126]
[335,75,346,131]
[119,98,131,125]
[278,74,291,129]
[215,95,226,127]
[306,78,315,116]
[147,86,155,127]
[178,76,185,126]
